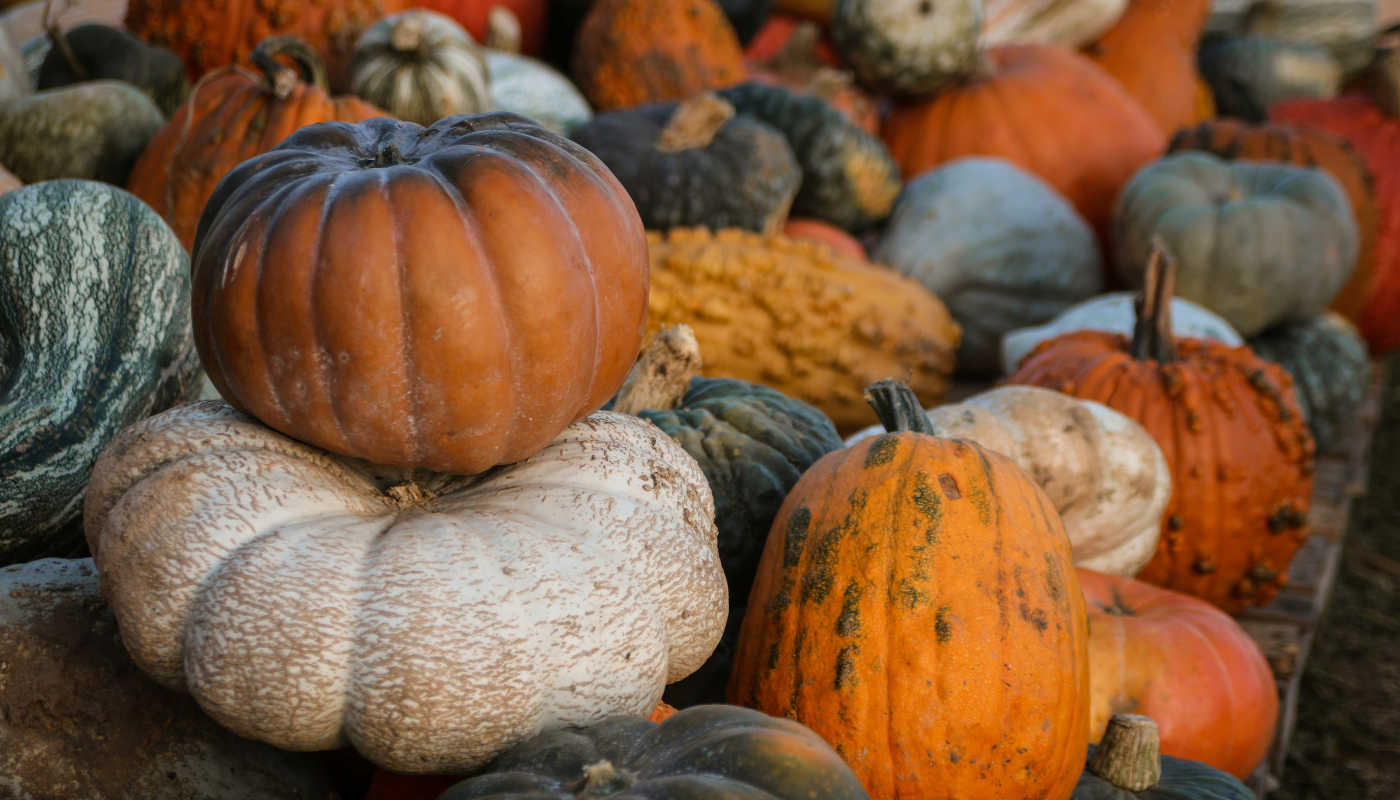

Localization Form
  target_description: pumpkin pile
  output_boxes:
[0,0,1388,796]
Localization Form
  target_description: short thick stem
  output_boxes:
[864,380,936,435]
[1088,714,1162,792]
[573,761,635,798]
[612,326,702,415]
[656,93,735,153]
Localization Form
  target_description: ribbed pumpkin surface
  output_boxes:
[730,432,1090,799]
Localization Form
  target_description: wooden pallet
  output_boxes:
[1241,364,1387,796]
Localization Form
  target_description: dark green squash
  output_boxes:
[718,81,900,232]
[0,80,164,185]
[0,181,203,566]
[437,705,871,800]
[717,0,775,45]
[1073,715,1254,800]
[37,24,191,117]
[1198,35,1339,123]
[570,92,801,234]
[1249,311,1369,454]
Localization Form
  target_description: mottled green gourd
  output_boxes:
[0,81,164,185]
[1248,311,1370,453]
[37,24,191,116]
[1073,715,1255,800]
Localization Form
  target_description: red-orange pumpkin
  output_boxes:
[414,0,548,55]
[126,37,387,254]
[1083,0,1214,136]
[1080,568,1279,780]
[782,217,867,260]
[730,380,1090,800]
[880,45,1163,249]
[190,114,649,475]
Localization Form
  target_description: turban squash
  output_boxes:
[1250,312,1371,455]
[1009,246,1315,613]
[350,10,493,127]
[730,379,1090,800]
[83,401,726,774]
[191,113,648,475]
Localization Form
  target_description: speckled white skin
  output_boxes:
[832,0,983,97]
[847,387,1170,577]
[84,401,726,774]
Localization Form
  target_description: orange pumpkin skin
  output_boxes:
[1083,0,1213,136]
[571,0,747,113]
[1168,119,1377,326]
[745,13,844,66]
[191,115,649,475]
[880,45,1164,248]
[1009,333,1315,613]
[1080,568,1278,779]
[730,433,1090,800]
[782,217,867,260]
[127,56,386,254]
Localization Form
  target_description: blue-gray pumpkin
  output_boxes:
[1249,311,1369,454]
[0,181,202,565]
[1115,151,1359,338]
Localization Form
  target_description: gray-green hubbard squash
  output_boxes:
[0,79,163,185]
[1248,311,1370,453]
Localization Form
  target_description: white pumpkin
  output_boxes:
[1001,291,1244,373]
[351,9,494,127]
[984,0,1127,47]
[848,386,1170,576]
[84,402,727,774]
[486,49,592,136]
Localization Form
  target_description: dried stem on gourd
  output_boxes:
[251,36,329,100]
[612,325,702,415]
[656,93,735,153]
[486,5,523,54]
[1087,714,1163,791]
[573,761,635,798]
[1130,237,1178,364]
[43,0,87,79]
[390,13,427,57]
[865,379,937,435]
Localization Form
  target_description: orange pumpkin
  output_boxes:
[1008,246,1315,613]
[126,37,387,254]
[782,217,867,260]
[190,114,649,475]
[1168,118,1377,326]
[413,0,548,55]
[1083,0,1213,136]
[571,0,746,112]
[881,45,1163,249]
[730,379,1090,800]
[1080,568,1278,780]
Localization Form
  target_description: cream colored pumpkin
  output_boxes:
[351,9,494,127]
[849,386,1169,576]
[84,402,726,774]
[983,0,1128,48]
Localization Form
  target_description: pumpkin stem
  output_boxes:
[656,92,736,153]
[486,5,523,54]
[572,761,635,798]
[612,325,702,415]
[1088,714,1162,791]
[42,0,87,80]
[251,36,330,100]
[1130,238,1178,364]
[1372,43,1400,118]
[865,379,936,435]
[359,144,417,169]
[385,481,428,507]
[389,12,427,56]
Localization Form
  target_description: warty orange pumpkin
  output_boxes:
[730,379,1090,800]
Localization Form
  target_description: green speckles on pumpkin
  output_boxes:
[911,472,942,541]
[865,434,899,468]
[935,605,953,642]
[895,579,926,610]
[836,582,862,637]
[783,506,812,567]
[834,644,859,689]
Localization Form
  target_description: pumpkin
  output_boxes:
[570,93,801,234]
[1072,715,1255,799]
[37,23,190,116]
[1009,245,1315,613]
[1079,569,1278,779]
[1250,312,1371,454]
[645,228,959,434]
[350,10,492,126]
[0,21,27,105]
[486,49,592,136]
[571,0,746,113]
[1272,47,1400,353]
[730,379,1090,800]
[783,217,866,259]
[1115,151,1358,338]
[872,157,1103,375]
[746,19,879,135]
[719,82,900,231]
[84,401,726,773]
[192,114,647,475]
[985,0,1126,48]
[0,181,202,566]
[413,0,548,56]
[437,706,869,800]
[123,0,403,90]
[0,80,162,185]
[1002,292,1243,373]
[1167,118,1377,324]
[718,0,776,45]
[1083,0,1214,136]
[847,386,1171,578]
[745,11,843,65]
[830,0,981,97]
[881,45,1164,248]
[1198,36,1341,122]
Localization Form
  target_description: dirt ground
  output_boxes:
[1276,352,1400,799]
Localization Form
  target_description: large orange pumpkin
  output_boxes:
[1168,118,1377,326]
[1083,0,1214,136]
[1080,568,1278,780]
[1272,47,1400,354]
[126,37,387,254]
[880,45,1163,249]
[1008,246,1315,613]
[190,113,649,475]
[730,380,1090,800]
[571,0,747,112]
